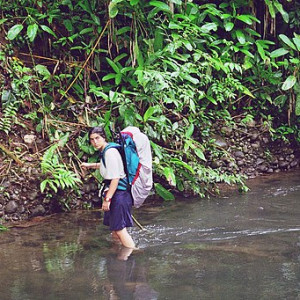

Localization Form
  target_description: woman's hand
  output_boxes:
[102,200,111,211]
[81,162,99,169]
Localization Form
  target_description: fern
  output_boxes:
[40,144,82,194]
[0,91,19,134]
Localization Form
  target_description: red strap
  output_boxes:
[132,163,142,185]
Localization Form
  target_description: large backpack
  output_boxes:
[100,126,153,208]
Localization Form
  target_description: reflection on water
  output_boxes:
[1,169,300,299]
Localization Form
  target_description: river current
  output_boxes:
[1,169,300,299]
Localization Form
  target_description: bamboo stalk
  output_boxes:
[60,20,110,101]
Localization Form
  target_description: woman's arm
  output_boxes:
[81,162,100,169]
[102,178,119,211]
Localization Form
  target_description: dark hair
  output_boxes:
[88,126,106,139]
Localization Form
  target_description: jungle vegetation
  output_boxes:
[0,0,299,201]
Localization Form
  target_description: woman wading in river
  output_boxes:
[81,127,136,250]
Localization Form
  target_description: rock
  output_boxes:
[237,160,244,166]
[23,134,37,145]
[234,151,244,158]
[290,160,299,168]
[262,137,269,144]
[256,158,265,165]
[221,126,233,137]
[212,135,228,148]
[30,205,46,217]
[5,201,18,214]
[211,160,222,168]
[27,191,38,201]
[242,145,249,153]
[250,133,259,141]
[278,161,289,169]
[228,162,236,168]
[251,142,260,149]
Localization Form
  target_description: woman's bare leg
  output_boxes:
[111,231,122,244]
[114,228,135,248]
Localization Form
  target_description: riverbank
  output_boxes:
[0,118,299,226]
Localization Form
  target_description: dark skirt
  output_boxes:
[103,190,134,231]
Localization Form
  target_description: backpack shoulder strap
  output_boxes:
[100,142,121,168]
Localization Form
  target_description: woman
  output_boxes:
[81,127,136,249]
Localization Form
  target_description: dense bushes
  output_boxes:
[0,0,299,200]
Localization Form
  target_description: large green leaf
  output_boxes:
[106,57,120,73]
[292,34,300,51]
[170,158,195,174]
[163,167,176,186]
[7,24,23,40]
[282,75,296,91]
[270,48,289,58]
[108,0,123,18]
[149,1,172,13]
[274,0,289,23]
[34,64,51,80]
[201,23,218,33]
[236,15,253,25]
[154,183,175,201]
[194,148,206,161]
[265,0,275,18]
[40,25,57,38]
[170,0,182,4]
[279,34,297,51]
[256,41,266,60]
[143,106,156,122]
[236,30,245,44]
[185,124,194,138]
[224,22,234,32]
[27,24,38,42]
[102,73,116,81]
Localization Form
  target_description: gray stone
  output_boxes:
[250,133,259,141]
[242,145,249,153]
[5,201,18,214]
[290,160,299,168]
[258,164,268,172]
[234,151,245,158]
[279,161,289,169]
[251,142,260,149]
[212,135,228,148]
[27,191,38,201]
[262,137,269,144]
[256,158,265,165]
[211,160,222,168]
[30,205,46,217]
[237,160,245,166]
[23,134,36,145]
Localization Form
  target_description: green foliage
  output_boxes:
[40,142,82,208]
[0,224,9,232]
[0,90,19,134]
[1,0,299,201]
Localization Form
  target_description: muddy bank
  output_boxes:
[0,119,299,225]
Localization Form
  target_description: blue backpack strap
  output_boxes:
[100,143,121,168]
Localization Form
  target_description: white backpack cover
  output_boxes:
[122,126,153,208]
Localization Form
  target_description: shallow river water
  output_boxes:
[1,170,300,300]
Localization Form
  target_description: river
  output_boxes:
[1,169,300,299]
